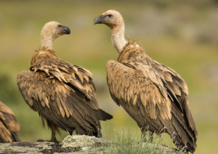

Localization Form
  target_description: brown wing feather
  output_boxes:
[30,49,97,108]
[17,70,111,137]
[0,121,13,142]
[109,41,197,152]
[107,60,171,121]
[0,101,20,142]
[151,61,197,139]
[18,49,112,138]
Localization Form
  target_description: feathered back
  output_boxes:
[17,47,112,139]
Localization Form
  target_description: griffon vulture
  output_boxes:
[0,101,20,143]
[17,21,112,142]
[94,10,197,153]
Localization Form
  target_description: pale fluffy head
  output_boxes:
[94,10,127,53]
[94,10,124,30]
[40,21,70,50]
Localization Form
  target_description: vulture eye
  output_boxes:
[107,14,113,18]
[57,25,62,29]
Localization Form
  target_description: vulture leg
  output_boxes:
[50,131,58,143]
[37,121,59,143]
[37,131,58,143]
[141,129,149,142]
[49,122,59,143]
[141,129,154,143]
[141,131,147,142]
[148,131,154,143]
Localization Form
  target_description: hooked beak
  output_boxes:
[94,15,104,25]
[62,26,71,34]
[59,26,71,35]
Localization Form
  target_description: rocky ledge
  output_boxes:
[0,135,183,153]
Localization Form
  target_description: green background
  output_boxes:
[0,0,218,153]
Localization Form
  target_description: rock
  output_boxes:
[61,135,111,152]
[0,135,182,153]
[0,135,111,154]
[0,142,71,153]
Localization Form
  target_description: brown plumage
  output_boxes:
[94,10,197,153]
[17,21,112,142]
[0,101,20,143]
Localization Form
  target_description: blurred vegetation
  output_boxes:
[0,0,218,153]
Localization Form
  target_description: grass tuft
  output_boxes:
[91,129,181,154]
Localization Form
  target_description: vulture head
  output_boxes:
[40,21,71,50]
[94,10,127,53]
[94,10,124,30]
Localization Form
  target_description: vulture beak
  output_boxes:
[94,15,104,25]
[59,26,71,35]
[62,26,71,34]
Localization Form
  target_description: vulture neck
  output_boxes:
[111,24,127,53]
[40,33,54,50]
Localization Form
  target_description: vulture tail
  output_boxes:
[165,88,197,153]
[95,109,113,121]
[0,132,20,143]
[11,132,20,142]
[169,103,197,153]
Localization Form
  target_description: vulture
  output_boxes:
[17,21,112,142]
[94,10,197,153]
[0,101,20,143]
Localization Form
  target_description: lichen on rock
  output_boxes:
[61,135,104,148]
